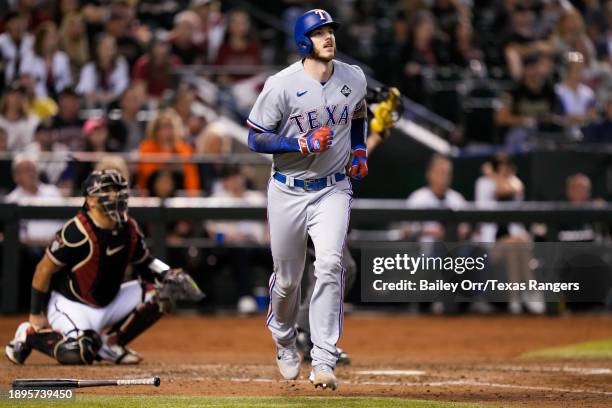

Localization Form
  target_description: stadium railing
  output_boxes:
[1,198,610,313]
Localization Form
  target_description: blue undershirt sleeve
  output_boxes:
[350,117,367,150]
[247,128,300,154]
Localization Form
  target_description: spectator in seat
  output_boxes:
[107,84,146,152]
[137,108,201,195]
[404,154,492,314]
[503,4,553,80]
[474,154,543,315]
[147,168,182,199]
[6,152,64,309]
[475,154,529,244]
[172,83,196,124]
[132,32,180,100]
[76,33,129,107]
[18,72,59,120]
[195,121,231,196]
[59,12,90,79]
[10,0,51,31]
[171,84,206,147]
[214,9,262,84]
[20,21,72,99]
[24,122,70,189]
[398,10,446,104]
[557,173,606,242]
[73,117,114,190]
[373,10,410,83]
[495,53,562,147]
[447,17,484,69]
[333,0,379,67]
[405,154,488,314]
[50,87,85,151]
[51,0,80,25]
[190,0,225,63]
[0,12,34,89]
[432,0,469,37]
[555,51,598,129]
[7,153,64,245]
[103,3,143,68]
[170,11,205,65]
[550,8,597,69]
[0,81,39,152]
[594,1,612,64]
[405,154,468,242]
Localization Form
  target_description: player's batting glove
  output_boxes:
[298,127,333,154]
[348,147,368,180]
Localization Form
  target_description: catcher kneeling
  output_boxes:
[5,169,203,365]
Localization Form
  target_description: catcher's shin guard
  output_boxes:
[25,328,63,359]
[26,329,101,365]
[106,300,163,346]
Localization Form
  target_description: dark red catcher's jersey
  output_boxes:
[46,211,152,307]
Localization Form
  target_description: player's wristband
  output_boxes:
[30,287,50,315]
[353,145,367,156]
[298,138,310,154]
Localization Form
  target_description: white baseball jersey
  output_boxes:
[247,59,367,179]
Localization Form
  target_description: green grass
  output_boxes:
[521,338,612,359]
[0,395,493,408]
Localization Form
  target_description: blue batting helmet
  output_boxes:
[294,9,340,55]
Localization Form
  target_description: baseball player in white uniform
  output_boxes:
[246,9,368,390]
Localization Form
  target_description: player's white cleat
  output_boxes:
[5,322,33,365]
[98,342,142,365]
[309,364,337,390]
[276,345,301,380]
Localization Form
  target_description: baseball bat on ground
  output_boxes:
[12,377,161,389]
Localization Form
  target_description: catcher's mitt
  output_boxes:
[154,269,205,309]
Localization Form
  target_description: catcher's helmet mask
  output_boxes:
[294,9,340,55]
[82,169,130,223]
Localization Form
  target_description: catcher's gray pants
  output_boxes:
[297,245,357,333]
[266,177,352,368]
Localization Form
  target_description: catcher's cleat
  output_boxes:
[276,344,301,380]
[5,322,33,365]
[309,364,337,390]
[98,337,142,365]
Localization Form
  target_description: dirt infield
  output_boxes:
[1,314,611,407]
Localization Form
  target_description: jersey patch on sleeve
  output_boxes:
[341,85,352,97]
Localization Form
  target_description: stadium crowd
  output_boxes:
[0,0,610,313]
[326,0,612,146]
